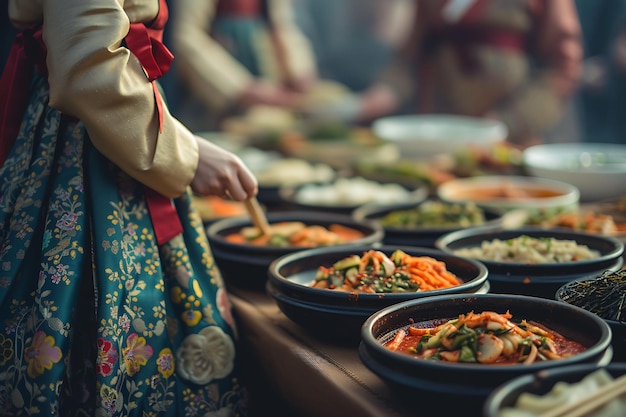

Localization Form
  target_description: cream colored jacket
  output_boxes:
[8,0,199,198]
[171,0,317,114]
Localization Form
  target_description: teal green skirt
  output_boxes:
[0,75,247,416]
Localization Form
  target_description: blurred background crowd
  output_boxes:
[3,0,626,147]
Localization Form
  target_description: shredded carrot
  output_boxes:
[405,256,460,290]
[311,249,462,293]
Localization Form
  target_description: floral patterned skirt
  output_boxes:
[0,76,247,416]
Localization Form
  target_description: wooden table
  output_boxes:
[230,285,488,417]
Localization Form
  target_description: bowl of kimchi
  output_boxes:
[206,211,384,290]
[266,245,489,342]
[359,293,613,411]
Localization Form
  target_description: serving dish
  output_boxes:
[435,227,624,298]
[483,363,626,417]
[436,175,580,215]
[372,114,508,160]
[360,294,613,412]
[556,271,626,362]
[266,245,489,342]
[352,199,504,248]
[279,177,429,215]
[206,211,383,290]
[523,142,626,202]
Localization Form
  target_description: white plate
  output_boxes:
[373,114,508,159]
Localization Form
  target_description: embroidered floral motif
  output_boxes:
[24,331,62,378]
[122,333,154,376]
[176,326,235,384]
[97,338,118,377]
[156,348,175,379]
[0,333,13,366]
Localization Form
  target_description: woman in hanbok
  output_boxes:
[0,0,257,415]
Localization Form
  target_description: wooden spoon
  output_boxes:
[244,197,271,236]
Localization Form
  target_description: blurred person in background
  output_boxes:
[169,0,317,131]
[574,0,626,144]
[293,0,415,93]
[312,0,583,148]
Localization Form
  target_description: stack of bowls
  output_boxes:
[206,211,383,290]
[267,245,489,342]
[435,227,624,298]
[360,294,613,415]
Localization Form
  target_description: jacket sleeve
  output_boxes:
[41,0,199,198]
[170,0,254,114]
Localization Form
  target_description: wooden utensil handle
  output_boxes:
[244,197,271,236]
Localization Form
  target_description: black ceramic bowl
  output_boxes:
[266,244,489,342]
[278,177,429,215]
[360,294,613,415]
[206,211,384,290]
[556,273,626,362]
[483,363,626,417]
[352,199,504,248]
[435,227,624,298]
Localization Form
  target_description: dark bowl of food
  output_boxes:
[352,199,504,248]
[206,211,384,290]
[360,294,613,414]
[483,363,626,417]
[266,244,489,342]
[435,227,624,298]
[278,176,429,215]
[556,270,626,362]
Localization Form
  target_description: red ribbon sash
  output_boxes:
[124,0,182,245]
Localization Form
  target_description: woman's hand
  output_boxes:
[190,136,258,201]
